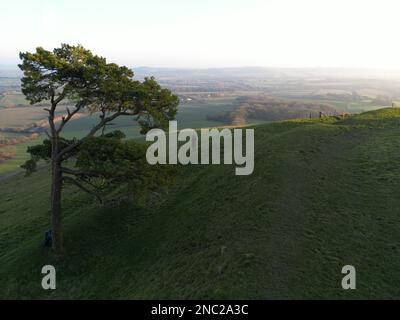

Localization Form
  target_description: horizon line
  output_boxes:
[3,63,400,72]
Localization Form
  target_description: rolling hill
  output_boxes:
[1,108,400,299]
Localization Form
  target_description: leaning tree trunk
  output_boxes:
[51,139,63,255]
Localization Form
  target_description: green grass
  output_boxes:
[279,96,390,113]
[0,138,41,175]
[1,108,400,299]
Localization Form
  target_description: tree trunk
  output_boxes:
[51,141,63,255]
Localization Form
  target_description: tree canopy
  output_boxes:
[19,44,179,254]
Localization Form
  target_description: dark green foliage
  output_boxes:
[20,158,37,175]
[73,132,178,201]
[19,44,179,133]
[21,138,78,175]
[22,130,178,203]
[19,45,107,104]
[19,43,179,198]
[18,44,179,253]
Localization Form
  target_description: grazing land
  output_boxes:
[1,108,400,299]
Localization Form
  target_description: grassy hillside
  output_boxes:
[1,108,400,299]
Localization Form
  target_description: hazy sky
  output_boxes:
[1,0,400,68]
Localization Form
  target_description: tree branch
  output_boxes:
[62,176,103,204]
[48,91,57,138]
[56,104,83,134]
[53,91,67,105]
[57,110,137,160]
[61,167,104,178]
[44,129,51,139]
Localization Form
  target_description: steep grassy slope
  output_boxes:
[1,108,400,299]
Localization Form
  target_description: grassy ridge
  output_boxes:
[1,108,400,299]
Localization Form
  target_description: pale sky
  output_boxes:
[1,0,400,69]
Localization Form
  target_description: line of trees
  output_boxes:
[207,97,336,125]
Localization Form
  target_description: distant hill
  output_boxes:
[1,108,400,299]
[133,66,400,80]
[2,64,400,79]
[0,65,22,78]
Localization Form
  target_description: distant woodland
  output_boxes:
[207,96,337,125]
